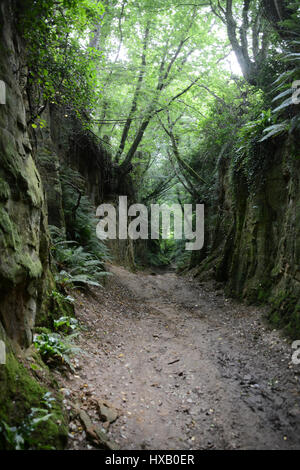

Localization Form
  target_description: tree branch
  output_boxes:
[115,20,151,163]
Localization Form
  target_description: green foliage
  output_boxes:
[49,166,111,288]
[237,110,272,149]
[18,0,104,121]
[60,166,110,259]
[139,239,174,267]
[231,102,286,192]
[56,269,109,288]
[53,315,79,334]
[34,332,80,371]
[235,109,275,178]
[50,228,111,288]
[172,239,191,271]
[93,0,226,166]
[177,85,266,200]
[50,289,75,306]
[268,291,300,340]
[0,392,55,450]
[259,11,300,141]
[0,345,68,450]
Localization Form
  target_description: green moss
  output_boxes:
[36,273,74,329]
[0,341,68,449]
[195,254,218,278]
[0,129,43,209]
[34,327,53,335]
[244,278,272,304]
[0,206,19,249]
[268,291,300,340]
[19,252,43,279]
[0,129,22,182]
[257,286,270,302]
[0,203,43,283]
[52,292,74,319]
[0,321,67,449]
[0,177,10,201]
[23,156,43,208]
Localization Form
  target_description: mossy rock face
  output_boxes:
[0,4,68,449]
[0,177,10,201]
[194,130,300,337]
[35,266,74,329]
[0,327,68,450]
[268,291,300,340]
[0,0,51,347]
[36,285,75,329]
[35,106,66,231]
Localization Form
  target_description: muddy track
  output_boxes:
[57,265,300,450]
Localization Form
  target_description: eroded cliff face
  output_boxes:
[0,0,135,349]
[38,105,136,269]
[0,0,68,448]
[0,0,50,347]
[193,133,300,337]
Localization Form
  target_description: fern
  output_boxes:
[48,165,112,289]
[50,232,111,288]
[260,20,300,142]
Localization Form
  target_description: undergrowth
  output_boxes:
[49,166,111,289]
[0,392,56,450]
[34,331,80,371]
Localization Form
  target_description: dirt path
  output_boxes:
[57,265,300,450]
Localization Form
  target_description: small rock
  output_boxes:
[75,406,119,450]
[288,406,300,418]
[98,400,119,424]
